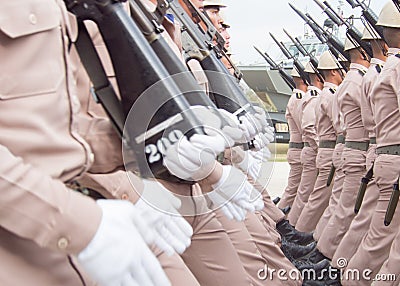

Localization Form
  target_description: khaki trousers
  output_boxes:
[278,148,303,209]
[342,154,400,286]
[288,146,318,226]
[332,145,379,269]
[317,147,367,259]
[374,228,400,286]
[244,213,302,286]
[314,143,345,241]
[180,185,253,286]
[296,148,334,232]
[214,209,267,286]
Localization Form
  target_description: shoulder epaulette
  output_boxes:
[395,54,400,59]
[329,88,336,94]
[375,64,382,73]
[310,90,318,97]
[358,69,367,77]
[296,92,303,99]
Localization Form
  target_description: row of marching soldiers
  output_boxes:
[277,1,400,285]
[0,0,339,285]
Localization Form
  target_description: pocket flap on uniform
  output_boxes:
[0,1,60,39]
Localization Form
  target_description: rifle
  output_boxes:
[384,178,400,226]
[128,0,227,111]
[354,164,374,214]
[393,0,400,13]
[283,29,325,83]
[189,0,243,81]
[253,46,296,90]
[289,3,349,72]
[169,0,256,117]
[313,0,373,58]
[269,32,311,86]
[344,0,385,39]
[65,0,205,182]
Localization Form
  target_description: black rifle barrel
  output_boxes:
[270,33,310,86]
[169,0,256,116]
[253,46,296,90]
[66,0,204,181]
[321,0,373,58]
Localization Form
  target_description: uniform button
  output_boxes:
[58,237,69,249]
[121,194,129,200]
[29,14,37,25]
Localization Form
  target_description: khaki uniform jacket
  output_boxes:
[315,82,337,141]
[0,1,103,284]
[371,48,400,147]
[286,89,305,143]
[301,86,321,151]
[337,63,369,142]
[360,58,385,139]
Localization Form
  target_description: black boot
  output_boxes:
[281,239,316,261]
[276,219,315,245]
[293,257,330,272]
[297,248,329,264]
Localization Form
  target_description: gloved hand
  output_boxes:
[135,179,193,256]
[207,166,264,220]
[252,106,275,150]
[234,149,263,181]
[77,199,171,286]
[163,133,225,181]
[217,108,249,145]
[238,113,259,141]
[250,147,272,164]
[188,105,234,147]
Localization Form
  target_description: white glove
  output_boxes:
[189,105,233,148]
[217,108,248,145]
[208,166,263,220]
[163,133,225,181]
[77,200,171,286]
[135,179,193,256]
[238,113,258,141]
[250,147,272,163]
[252,106,275,150]
[235,150,263,181]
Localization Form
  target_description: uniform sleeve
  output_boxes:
[351,80,364,109]
[0,145,101,255]
[360,76,376,134]
[78,170,142,203]
[302,97,318,151]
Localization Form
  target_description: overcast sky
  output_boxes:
[222,0,386,64]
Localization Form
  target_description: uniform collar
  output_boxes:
[370,58,386,66]
[292,88,305,95]
[307,85,322,93]
[307,85,321,96]
[388,47,400,56]
[323,82,338,89]
[349,63,369,74]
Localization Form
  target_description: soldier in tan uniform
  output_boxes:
[340,3,400,284]
[308,36,370,263]
[330,26,388,275]
[288,62,324,226]
[295,51,344,233]
[0,1,171,285]
[278,68,307,210]
[312,64,347,242]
